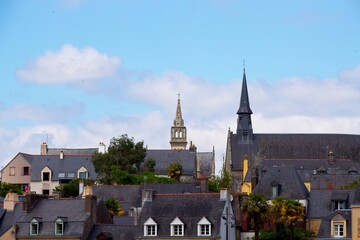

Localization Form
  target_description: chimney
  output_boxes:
[85,195,97,215]
[99,142,106,154]
[40,142,48,155]
[79,180,84,196]
[60,151,64,160]
[199,177,209,193]
[23,194,47,213]
[142,189,153,206]
[4,192,19,211]
[220,189,229,201]
[82,185,93,199]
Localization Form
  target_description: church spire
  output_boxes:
[237,66,253,115]
[236,67,253,143]
[170,94,187,150]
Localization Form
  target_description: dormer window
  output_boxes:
[271,181,281,198]
[144,217,157,236]
[171,217,184,236]
[30,218,42,235]
[197,217,211,236]
[55,217,67,235]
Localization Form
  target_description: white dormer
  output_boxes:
[171,217,184,236]
[41,166,52,182]
[197,216,211,236]
[144,217,157,236]
[78,166,88,179]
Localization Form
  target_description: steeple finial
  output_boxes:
[170,94,187,150]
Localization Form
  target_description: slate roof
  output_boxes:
[30,154,97,181]
[144,149,196,176]
[46,147,98,155]
[87,224,137,240]
[230,133,360,170]
[259,159,360,189]
[139,193,225,237]
[90,183,201,214]
[253,166,309,200]
[0,203,23,236]
[307,189,354,219]
[16,199,90,238]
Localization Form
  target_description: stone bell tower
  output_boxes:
[170,94,187,150]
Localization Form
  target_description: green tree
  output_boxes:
[53,179,94,198]
[0,182,23,197]
[241,193,269,240]
[111,166,176,185]
[140,159,156,173]
[269,197,305,240]
[92,134,147,184]
[167,163,183,182]
[105,198,124,217]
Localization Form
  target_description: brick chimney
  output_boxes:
[23,194,47,213]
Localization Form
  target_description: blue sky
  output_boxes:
[1,0,359,173]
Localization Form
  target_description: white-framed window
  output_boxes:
[30,218,40,235]
[55,218,64,235]
[78,167,88,180]
[334,222,344,237]
[143,217,157,236]
[58,172,65,178]
[171,217,184,236]
[197,217,211,236]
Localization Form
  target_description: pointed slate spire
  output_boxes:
[237,67,253,115]
[236,66,253,143]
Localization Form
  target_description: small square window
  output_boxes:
[146,225,156,236]
[23,166,30,175]
[173,225,183,236]
[58,173,65,178]
[9,167,15,176]
[200,224,210,236]
[67,172,75,178]
[79,172,87,180]
[334,222,344,237]
[43,172,50,181]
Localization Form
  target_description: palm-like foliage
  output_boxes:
[270,197,305,240]
[241,193,269,240]
[167,163,183,182]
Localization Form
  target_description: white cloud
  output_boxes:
[3,62,360,175]
[16,44,121,84]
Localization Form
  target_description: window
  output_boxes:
[30,218,40,235]
[334,201,346,211]
[9,167,15,176]
[173,225,183,236]
[55,218,64,235]
[67,172,75,178]
[58,172,65,178]
[334,222,344,237]
[198,217,211,236]
[79,172,87,179]
[43,172,50,181]
[43,189,49,195]
[171,217,184,236]
[143,217,157,237]
[23,166,30,175]
[200,225,210,235]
